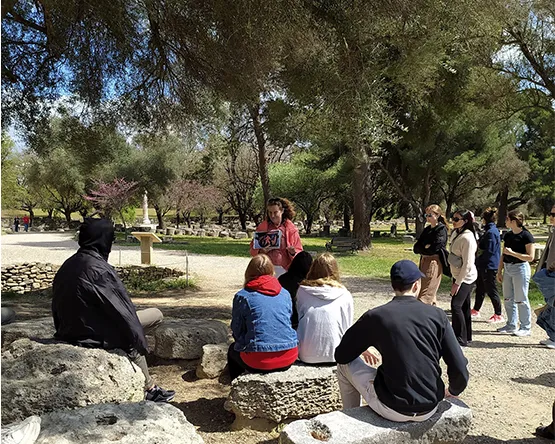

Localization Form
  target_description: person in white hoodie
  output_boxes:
[448,209,478,347]
[296,253,354,364]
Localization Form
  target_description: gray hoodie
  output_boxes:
[296,282,353,363]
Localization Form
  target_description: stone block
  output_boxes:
[196,343,229,379]
[402,235,415,243]
[1,317,55,349]
[219,231,229,238]
[234,232,248,239]
[197,229,206,237]
[1,339,144,424]
[153,319,229,360]
[24,401,204,444]
[279,400,472,444]
[224,364,342,429]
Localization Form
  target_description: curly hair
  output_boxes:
[266,197,296,221]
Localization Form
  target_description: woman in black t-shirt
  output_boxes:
[496,210,535,336]
[413,204,448,305]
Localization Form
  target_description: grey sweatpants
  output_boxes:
[130,308,163,390]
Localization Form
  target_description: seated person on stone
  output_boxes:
[296,253,353,364]
[52,218,174,402]
[228,254,298,381]
[278,251,313,329]
[334,260,469,422]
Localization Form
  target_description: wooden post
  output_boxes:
[131,232,162,265]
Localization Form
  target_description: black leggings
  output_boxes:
[227,343,293,381]
[451,281,475,346]
[473,269,502,315]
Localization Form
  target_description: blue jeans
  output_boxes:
[502,262,532,331]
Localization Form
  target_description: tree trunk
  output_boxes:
[543,213,547,224]
[404,215,410,232]
[238,210,247,230]
[249,103,271,205]
[28,208,35,222]
[63,209,72,224]
[176,213,180,228]
[305,214,314,235]
[497,186,509,228]
[352,153,372,249]
[343,205,351,234]
[217,209,225,225]
[47,208,54,220]
[155,207,165,229]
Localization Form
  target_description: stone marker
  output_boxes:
[279,400,472,444]
[234,232,248,239]
[2,339,144,424]
[14,401,204,444]
[1,317,55,349]
[224,364,342,430]
[219,231,229,238]
[196,343,229,379]
[402,235,415,243]
[153,319,229,360]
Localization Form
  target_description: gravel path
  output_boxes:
[2,232,554,442]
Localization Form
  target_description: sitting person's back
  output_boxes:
[52,218,146,353]
[296,253,353,364]
[52,218,174,402]
[228,254,298,380]
[335,260,469,422]
[278,251,313,329]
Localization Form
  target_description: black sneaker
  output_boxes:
[145,385,175,403]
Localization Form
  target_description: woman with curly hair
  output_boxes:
[250,197,303,277]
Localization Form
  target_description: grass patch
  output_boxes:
[125,276,196,292]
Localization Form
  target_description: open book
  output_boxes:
[253,230,282,250]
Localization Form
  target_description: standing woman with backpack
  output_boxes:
[496,210,535,337]
[448,210,478,347]
[413,204,449,305]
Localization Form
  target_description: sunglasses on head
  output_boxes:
[451,217,462,222]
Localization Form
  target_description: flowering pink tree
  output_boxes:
[85,178,138,229]
[171,179,225,227]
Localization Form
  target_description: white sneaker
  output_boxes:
[544,339,555,349]
[497,325,516,334]
[512,329,531,337]
[1,415,41,444]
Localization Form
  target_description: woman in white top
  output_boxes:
[448,209,478,347]
[296,253,354,364]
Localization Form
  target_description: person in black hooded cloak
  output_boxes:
[52,218,175,402]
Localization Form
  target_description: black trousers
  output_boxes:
[451,281,475,346]
[227,343,293,381]
[473,268,502,315]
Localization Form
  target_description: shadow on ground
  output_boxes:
[464,435,548,443]
[172,397,235,433]
[511,372,555,388]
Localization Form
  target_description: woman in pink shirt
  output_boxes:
[250,198,303,276]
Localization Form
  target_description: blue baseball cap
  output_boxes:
[390,260,425,286]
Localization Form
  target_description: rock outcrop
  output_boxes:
[279,400,473,444]
[196,343,229,379]
[153,319,229,360]
[224,364,342,429]
[1,339,144,424]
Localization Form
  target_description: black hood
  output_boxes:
[78,218,115,261]
[287,251,313,279]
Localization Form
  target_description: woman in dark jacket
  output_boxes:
[278,251,313,329]
[471,207,503,323]
[413,204,448,305]
[228,254,298,381]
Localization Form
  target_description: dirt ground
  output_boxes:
[5,273,554,444]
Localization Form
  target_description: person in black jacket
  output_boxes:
[334,260,469,422]
[278,251,313,329]
[413,204,449,305]
[52,218,175,402]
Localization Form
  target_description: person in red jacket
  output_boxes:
[250,198,303,277]
[22,215,30,232]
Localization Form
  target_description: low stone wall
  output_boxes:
[1,263,184,294]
